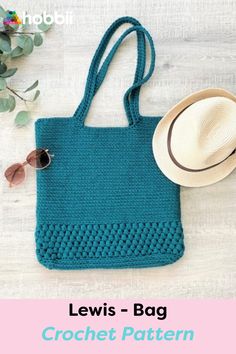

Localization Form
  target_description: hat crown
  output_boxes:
[171,97,236,169]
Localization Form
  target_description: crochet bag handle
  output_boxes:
[74,17,146,125]
[74,17,156,127]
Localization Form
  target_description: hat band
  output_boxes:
[167,105,236,173]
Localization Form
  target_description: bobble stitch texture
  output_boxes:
[36,221,184,269]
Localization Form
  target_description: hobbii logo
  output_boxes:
[22,11,73,25]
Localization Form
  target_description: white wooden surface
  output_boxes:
[0,0,236,298]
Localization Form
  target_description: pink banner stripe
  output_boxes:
[0,300,234,354]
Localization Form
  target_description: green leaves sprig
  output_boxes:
[0,6,52,126]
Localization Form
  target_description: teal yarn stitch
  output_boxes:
[35,17,184,269]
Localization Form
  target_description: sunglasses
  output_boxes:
[4,148,52,187]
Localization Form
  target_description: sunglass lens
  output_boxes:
[26,149,51,169]
[4,163,25,185]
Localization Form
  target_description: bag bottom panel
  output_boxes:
[35,221,184,269]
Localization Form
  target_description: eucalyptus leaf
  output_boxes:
[0,17,4,31]
[0,77,6,90]
[8,23,19,31]
[0,62,7,74]
[33,89,40,101]
[16,35,27,49]
[8,95,16,112]
[0,6,6,18]
[24,80,39,93]
[0,33,11,45]
[0,53,10,63]
[16,34,34,55]
[0,37,11,53]
[22,36,34,55]
[11,46,24,58]
[1,68,17,78]
[0,97,9,112]
[34,33,43,47]
[15,111,31,126]
[38,19,52,32]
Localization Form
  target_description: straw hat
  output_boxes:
[152,88,236,187]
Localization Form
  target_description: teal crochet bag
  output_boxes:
[35,17,184,269]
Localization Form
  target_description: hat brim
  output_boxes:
[152,88,236,187]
